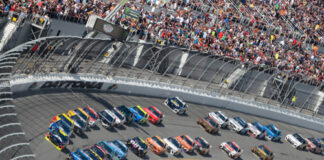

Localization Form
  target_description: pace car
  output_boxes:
[117,105,134,123]
[89,144,108,160]
[208,111,228,128]
[146,136,167,155]
[70,149,91,160]
[247,121,265,139]
[228,117,248,134]
[45,129,69,151]
[251,145,274,160]
[195,137,211,155]
[144,106,163,124]
[74,108,89,125]
[219,141,243,159]
[305,137,322,154]
[48,119,72,137]
[197,117,219,134]
[126,137,148,157]
[111,107,126,126]
[285,133,307,150]
[67,110,87,134]
[164,97,188,114]
[263,124,281,141]
[98,109,117,128]
[109,141,127,160]
[176,134,196,153]
[83,148,102,160]
[51,113,74,129]
[83,106,99,127]
[163,137,182,156]
[129,105,148,124]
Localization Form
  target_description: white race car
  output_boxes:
[219,141,243,159]
[285,133,307,150]
[247,122,265,139]
[111,107,126,126]
[164,97,188,114]
[163,137,182,156]
[208,111,228,128]
[228,117,248,134]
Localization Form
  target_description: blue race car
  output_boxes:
[70,149,91,160]
[98,140,118,159]
[49,119,72,137]
[263,124,281,141]
[129,105,148,124]
[164,97,188,114]
[112,140,128,156]
[109,141,127,160]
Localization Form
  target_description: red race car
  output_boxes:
[144,106,163,124]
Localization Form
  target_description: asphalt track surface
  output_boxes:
[13,90,324,160]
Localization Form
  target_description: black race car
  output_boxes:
[126,137,148,157]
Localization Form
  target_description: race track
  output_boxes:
[13,90,324,160]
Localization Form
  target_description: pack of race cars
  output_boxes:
[46,97,324,159]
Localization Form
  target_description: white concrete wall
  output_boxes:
[10,73,324,133]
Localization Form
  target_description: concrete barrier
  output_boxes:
[10,73,324,133]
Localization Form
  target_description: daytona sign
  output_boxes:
[40,81,103,89]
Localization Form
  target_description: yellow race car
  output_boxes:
[51,113,74,130]
[45,129,69,151]
[251,144,274,160]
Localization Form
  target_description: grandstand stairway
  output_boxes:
[222,68,246,88]
[315,91,324,115]
[0,22,18,52]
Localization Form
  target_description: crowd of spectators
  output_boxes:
[0,0,323,85]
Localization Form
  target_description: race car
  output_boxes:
[97,141,120,159]
[111,107,126,126]
[83,106,99,127]
[129,105,148,124]
[208,111,228,128]
[67,110,87,134]
[117,105,134,123]
[305,137,322,154]
[163,137,182,156]
[197,117,219,134]
[45,129,69,151]
[83,148,102,160]
[195,137,211,155]
[98,109,117,128]
[126,137,148,157]
[111,140,128,158]
[146,136,166,155]
[70,149,91,160]
[48,119,72,137]
[219,141,243,159]
[263,124,281,141]
[228,117,248,134]
[51,113,74,130]
[164,97,188,114]
[247,121,265,139]
[89,144,108,160]
[285,133,307,150]
[144,106,163,124]
[109,141,127,160]
[251,145,274,160]
[318,138,324,151]
[176,134,196,153]
[74,108,89,125]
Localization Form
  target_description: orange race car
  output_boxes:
[146,136,166,155]
[176,134,196,153]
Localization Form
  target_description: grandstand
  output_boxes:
[0,0,323,159]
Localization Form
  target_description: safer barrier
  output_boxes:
[11,73,324,133]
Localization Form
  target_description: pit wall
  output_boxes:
[10,73,324,133]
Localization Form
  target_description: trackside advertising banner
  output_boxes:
[25,81,118,91]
